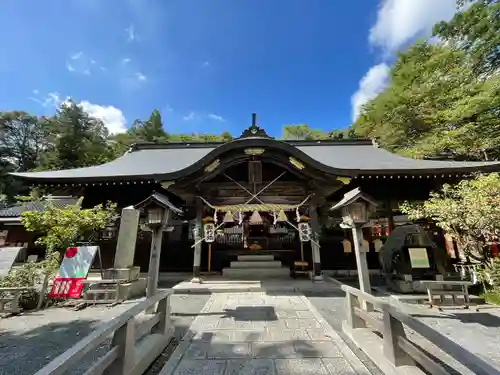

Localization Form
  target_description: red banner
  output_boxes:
[48,277,85,299]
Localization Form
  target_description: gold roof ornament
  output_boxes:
[244,148,265,156]
[289,157,305,170]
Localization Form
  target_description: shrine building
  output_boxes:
[11,114,500,279]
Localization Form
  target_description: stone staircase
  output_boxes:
[222,254,290,280]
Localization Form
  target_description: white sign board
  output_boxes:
[0,247,22,278]
[298,223,311,242]
[204,223,215,243]
[57,246,99,279]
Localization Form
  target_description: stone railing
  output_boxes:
[341,285,499,375]
[34,290,173,375]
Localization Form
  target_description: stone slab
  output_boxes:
[222,267,290,280]
[160,291,372,375]
[230,261,283,268]
[238,255,275,262]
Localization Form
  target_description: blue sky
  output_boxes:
[0,0,459,137]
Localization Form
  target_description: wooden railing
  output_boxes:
[34,290,173,375]
[341,285,500,375]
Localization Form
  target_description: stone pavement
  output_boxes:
[159,291,372,375]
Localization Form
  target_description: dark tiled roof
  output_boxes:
[9,137,500,182]
[0,197,79,218]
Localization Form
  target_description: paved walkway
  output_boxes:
[159,291,371,375]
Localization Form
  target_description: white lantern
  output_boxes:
[147,207,164,226]
[204,223,216,243]
[298,222,311,242]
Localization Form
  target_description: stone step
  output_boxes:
[237,255,275,262]
[230,261,282,269]
[222,267,290,280]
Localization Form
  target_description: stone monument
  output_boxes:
[103,205,147,299]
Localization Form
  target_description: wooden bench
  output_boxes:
[419,280,474,311]
[81,279,127,306]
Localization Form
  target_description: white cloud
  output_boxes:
[29,92,65,108]
[135,72,147,81]
[90,59,97,65]
[71,51,83,60]
[369,0,457,55]
[125,24,136,41]
[202,61,210,67]
[29,92,127,134]
[350,0,459,121]
[351,63,390,121]
[183,111,196,121]
[208,113,224,122]
[83,69,91,75]
[122,58,131,64]
[66,63,75,72]
[79,101,127,134]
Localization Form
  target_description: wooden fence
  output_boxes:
[33,290,173,375]
[341,285,500,375]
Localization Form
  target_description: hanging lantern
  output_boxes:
[277,209,287,222]
[298,222,311,242]
[223,211,234,223]
[204,223,215,243]
[249,211,263,225]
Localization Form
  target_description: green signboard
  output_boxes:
[408,247,430,268]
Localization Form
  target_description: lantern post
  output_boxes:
[331,188,378,306]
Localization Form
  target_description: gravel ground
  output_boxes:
[313,278,500,374]
[0,291,210,375]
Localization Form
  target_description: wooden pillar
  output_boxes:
[309,201,323,281]
[386,199,395,233]
[146,226,163,306]
[191,198,203,283]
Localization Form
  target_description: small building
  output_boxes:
[0,196,79,262]
[10,116,500,278]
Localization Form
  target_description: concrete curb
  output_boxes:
[158,294,216,375]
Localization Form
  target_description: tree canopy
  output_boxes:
[0,102,346,202]
[351,0,500,161]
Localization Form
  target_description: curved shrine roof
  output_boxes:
[10,136,500,183]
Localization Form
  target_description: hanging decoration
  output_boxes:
[277,209,287,222]
[238,211,244,225]
[273,212,278,225]
[342,239,352,253]
[204,223,216,243]
[213,208,218,224]
[249,210,263,225]
[223,211,234,223]
[298,222,311,242]
[295,208,301,222]
[374,238,383,252]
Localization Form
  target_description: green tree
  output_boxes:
[434,0,500,77]
[400,173,500,262]
[38,100,111,170]
[281,124,329,140]
[128,109,168,142]
[0,199,117,304]
[0,111,43,200]
[352,42,500,160]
